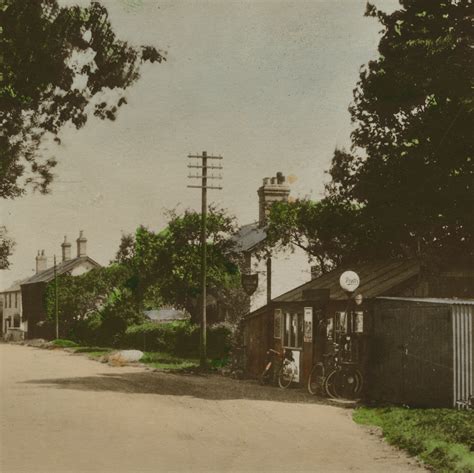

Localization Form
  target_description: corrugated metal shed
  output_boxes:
[21,256,101,285]
[275,259,421,302]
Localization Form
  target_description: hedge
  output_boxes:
[120,321,232,359]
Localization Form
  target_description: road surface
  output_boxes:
[0,344,426,473]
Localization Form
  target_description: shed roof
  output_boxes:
[21,256,101,285]
[275,259,421,302]
[231,222,267,252]
[144,308,189,323]
[377,296,474,306]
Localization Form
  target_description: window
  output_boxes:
[283,312,303,349]
[8,293,12,309]
[14,292,18,308]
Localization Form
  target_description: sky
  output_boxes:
[1,0,399,292]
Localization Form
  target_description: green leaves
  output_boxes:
[0,0,165,198]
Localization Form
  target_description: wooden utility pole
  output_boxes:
[54,254,59,339]
[187,151,223,367]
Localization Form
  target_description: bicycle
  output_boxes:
[259,349,281,385]
[324,361,363,399]
[259,348,298,389]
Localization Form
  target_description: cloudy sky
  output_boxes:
[1,0,399,292]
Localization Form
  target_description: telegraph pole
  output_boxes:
[187,151,223,367]
[54,254,59,339]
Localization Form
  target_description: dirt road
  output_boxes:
[0,344,426,473]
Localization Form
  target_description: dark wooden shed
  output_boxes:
[242,258,474,407]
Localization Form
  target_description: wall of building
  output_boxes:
[2,290,26,334]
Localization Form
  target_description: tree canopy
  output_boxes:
[0,0,164,269]
[115,207,246,323]
[266,0,473,271]
[0,0,164,198]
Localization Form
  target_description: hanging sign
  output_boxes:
[304,307,313,343]
[241,273,258,296]
[339,270,360,293]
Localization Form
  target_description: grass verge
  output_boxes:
[140,351,199,370]
[51,339,79,348]
[353,407,474,473]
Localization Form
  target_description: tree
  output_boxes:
[116,207,246,323]
[264,197,370,276]
[0,226,15,269]
[45,264,142,343]
[266,1,473,268]
[339,0,473,259]
[0,0,164,267]
[0,0,164,198]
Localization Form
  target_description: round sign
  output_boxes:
[339,271,360,293]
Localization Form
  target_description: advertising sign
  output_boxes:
[241,273,258,296]
[303,307,313,343]
[339,270,360,293]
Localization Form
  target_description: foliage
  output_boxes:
[0,0,164,198]
[121,320,232,359]
[340,0,473,259]
[0,225,15,269]
[264,1,473,268]
[45,264,143,345]
[354,407,474,473]
[0,0,164,269]
[264,197,367,275]
[115,207,247,323]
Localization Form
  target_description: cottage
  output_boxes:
[21,231,101,339]
[1,278,29,340]
[242,258,474,407]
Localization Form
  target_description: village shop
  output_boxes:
[242,259,474,407]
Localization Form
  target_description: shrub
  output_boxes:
[120,321,232,359]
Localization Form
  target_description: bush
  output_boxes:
[120,321,232,359]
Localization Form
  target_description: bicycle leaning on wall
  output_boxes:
[260,348,298,389]
[307,314,364,399]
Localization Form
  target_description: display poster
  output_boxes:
[303,307,313,343]
[354,311,364,333]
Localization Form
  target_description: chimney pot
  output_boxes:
[62,235,72,262]
[76,230,87,257]
[257,171,291,227]
[35,250,47,273]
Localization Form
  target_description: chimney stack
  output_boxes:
[61,235,71,262]
[35,250,47,273]
[76,230,87,257]
[257,171,290,227]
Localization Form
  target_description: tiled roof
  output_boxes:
[21,256,101,285]
[1,277,30,293]
[377,296,474,306]
[275,259,421,302]
[232,222,267,252]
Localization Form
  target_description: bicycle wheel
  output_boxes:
[307,363,325,396]
[329,368,363,399]
[278,360,295,389]
[324,369,339,399]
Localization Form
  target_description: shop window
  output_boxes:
[283,312,303,349]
